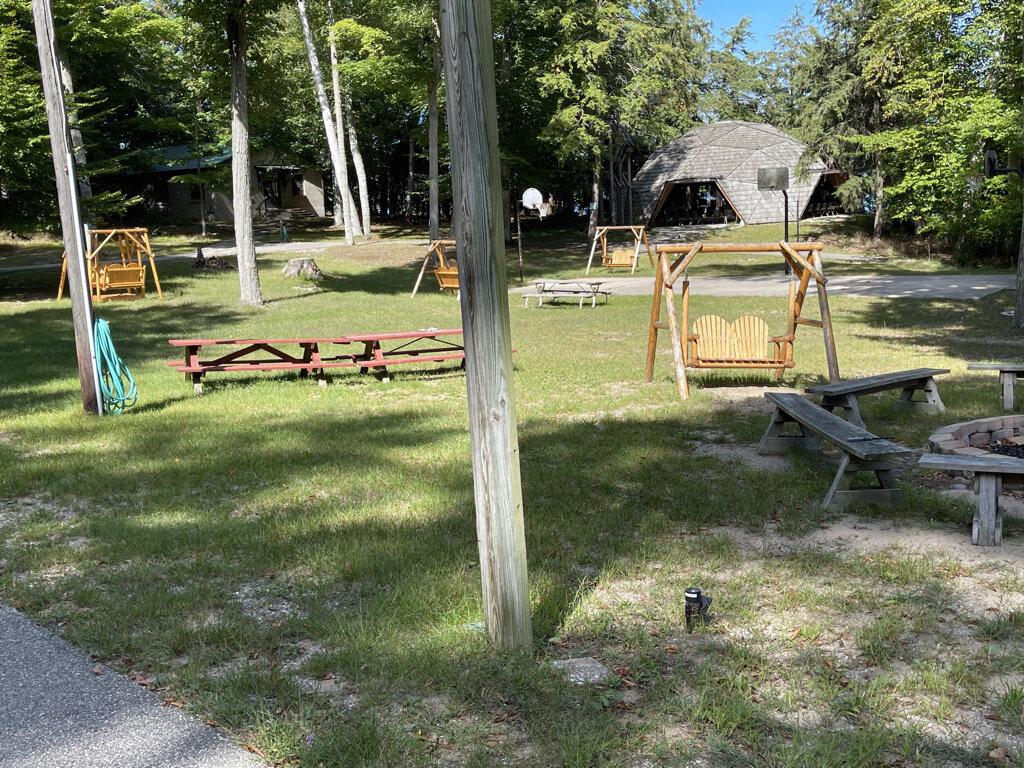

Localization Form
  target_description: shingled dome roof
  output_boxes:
[632,121,836,226]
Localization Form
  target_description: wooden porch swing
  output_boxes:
[584,225,655,274]
[644,242,840,400]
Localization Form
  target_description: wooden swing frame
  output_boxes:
[57,228,162,302]
[584,225,655,275]
[411,238,458,297]
[644,242,840,400]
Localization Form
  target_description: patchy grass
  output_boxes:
[1,242,1023,766]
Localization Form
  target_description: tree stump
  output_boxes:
[282,257,324,280]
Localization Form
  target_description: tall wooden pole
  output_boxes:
[32,0,100,415]
[440,0,532,649]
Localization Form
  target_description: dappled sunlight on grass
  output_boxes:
[1,241,1023,764]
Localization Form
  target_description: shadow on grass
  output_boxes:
[845,291,1020,363]
[2,399,997,765]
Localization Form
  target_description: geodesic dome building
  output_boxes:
[632,121,846,227]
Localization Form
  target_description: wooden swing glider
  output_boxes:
[644,242,840,400]
[584,225,655,275]
[411,238,459,297]
[57,228,163,302]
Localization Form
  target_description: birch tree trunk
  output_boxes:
[227,7,262,306]
[296,0,353,245]
[345,93,371,237]
[588,155,600,245]
[428,21,440,241]
[327,0,361,236]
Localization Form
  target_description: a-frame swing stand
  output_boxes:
[585,225,654,274]
[411,239,458,297]
[57,228,163,302]
[644,242,840,399]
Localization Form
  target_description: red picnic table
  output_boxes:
[167,329,466,393]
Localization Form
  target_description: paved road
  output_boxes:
[0,603,264,768]
[520,274,1016,301]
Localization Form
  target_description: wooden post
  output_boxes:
[515,203,524,284]
[811,250,840,383]
[644,254,664,383]
[32,0,100,415]
[440,0,531,649]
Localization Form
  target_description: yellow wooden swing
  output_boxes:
[644,242,840,400]
[57,228,162,303]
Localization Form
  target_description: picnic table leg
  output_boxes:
[896,378,944,414]
[758,408,821,454]
[186,345,203,395]
[1000,372,1016,411]
[820,394,865,428]
[920,377,945,413]
[822,456,905,512]
[973,472,1003,546]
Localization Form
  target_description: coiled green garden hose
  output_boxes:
[93,318,137,414]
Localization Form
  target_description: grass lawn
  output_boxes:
[1,240,1023,766]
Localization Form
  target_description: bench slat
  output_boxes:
[967,363,1024,372]
[919,453,1024,474]
[806,368,949,397]
[765,392,909,459]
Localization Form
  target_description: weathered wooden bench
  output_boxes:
[759,392,910,511]
[919,453,1023,545]
[806,368,949,428]
[966,363,1024,411]
[168,329,466,393]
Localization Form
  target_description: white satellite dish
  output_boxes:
[521,188,544,210]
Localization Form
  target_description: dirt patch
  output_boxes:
[704,386,800,412]
[718,516,1024,569]
[691,442,792,472]
[233,579,308,624]
[322,241,423,267]
[0,494,79,528]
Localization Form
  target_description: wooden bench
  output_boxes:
[523,280,610,308]
[806,368,949,428]
[966,364,1024,411]
[919,453,1024,545]
[759,392,910,511]
[168,329,466,393]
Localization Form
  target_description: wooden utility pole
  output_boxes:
[32,0,100,415]
[440,0,532,649]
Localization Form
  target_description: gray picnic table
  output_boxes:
[523,280,610,308]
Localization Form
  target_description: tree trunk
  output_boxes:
[428,21,440,241]
[327,0,361,237]
[1016,29,1024,333]
[345,93,371,237]
[407,135,415,218]
[588,155,600,244]
[227,7,262,306]
[439,0,531,650]
[871,97,884,241]
[296,0,353,245]
[873,166,884,241]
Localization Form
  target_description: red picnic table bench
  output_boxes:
[168,329,466,393]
